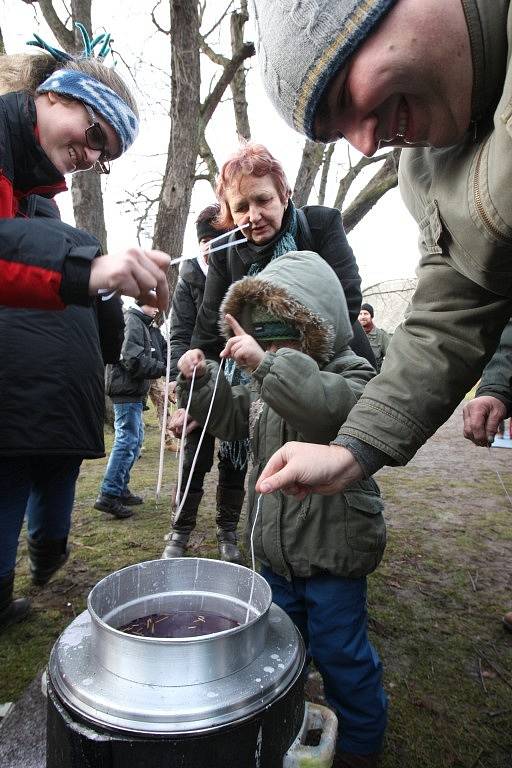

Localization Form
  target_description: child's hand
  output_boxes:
[178,349,206,378]
[221,314,265,371]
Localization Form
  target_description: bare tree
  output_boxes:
[152,1,254,294]
[342,149,401,233]
[230,1,251,140]
[292,139,325,207]
[23,0,108,250]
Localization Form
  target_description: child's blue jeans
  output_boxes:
[260,566,388,755]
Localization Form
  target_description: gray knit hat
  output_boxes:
[251,0,398,140]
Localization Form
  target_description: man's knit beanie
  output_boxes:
[196,203,224,242]
[251,0,398,140]
[361,302,374,317]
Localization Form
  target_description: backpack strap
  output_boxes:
[296,208,314,251]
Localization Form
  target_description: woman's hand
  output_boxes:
[221,314,265,371]
[178,349,207,379]
[89,248,170,311]
[169,408,200,438]
[255,443,363,499]
[462,395,508,446]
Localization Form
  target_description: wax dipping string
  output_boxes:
[487,445,512,510]
[174,366,197,512]
[173,359,226,526]
[169,223,249,267]
[156,311,172,500]
[245,493,263,624]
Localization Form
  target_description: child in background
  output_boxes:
[178,250,387,768]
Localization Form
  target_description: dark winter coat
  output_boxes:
[0,91,97,309]
[0,197,124,458]
[169,257,206,379]
[106,307,166,402]
[178,251,385,580]
[191,203,374,363]
[476,319,512,414]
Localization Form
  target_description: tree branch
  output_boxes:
[334,152,385,210]
[342,149,401,233]
[200,41,255,125]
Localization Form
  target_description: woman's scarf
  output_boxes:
[219,201,299,470]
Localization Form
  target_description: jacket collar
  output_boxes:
[1,92,67,199]
[463,0,509,127]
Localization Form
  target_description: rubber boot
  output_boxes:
[162,490,203,558]
[216,487,245,565]
[27,536,69,586]
[216,528,245,565]
[162,531,190,559]
[0,571,30,631]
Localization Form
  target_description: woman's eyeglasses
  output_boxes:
[82,103,111,175]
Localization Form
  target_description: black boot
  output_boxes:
[162,532,190,558]
[216,528,245,565]
[0,571,30,630]
[216,487,245,565]
[94,493,133,519]
[162,490,203,558]
[120,488,143,506]
[27,536,69,586]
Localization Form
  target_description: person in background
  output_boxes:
[250,0,512,501]
[178,251,386,768]
[95,302,166,519]
[463,318,512,633]
[0,195,125,631]
[163,204,245,564]
[147,317,177,450]
[0,26,169,312]
[358,303,391,373]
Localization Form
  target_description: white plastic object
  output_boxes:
[283,701,338,767]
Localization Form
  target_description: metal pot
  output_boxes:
[47,558,312,767]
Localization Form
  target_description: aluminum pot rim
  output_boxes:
[87,557,272,644]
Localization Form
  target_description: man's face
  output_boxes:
[199,237,212,262]
[313,0,473,156]
[358,309,373,330]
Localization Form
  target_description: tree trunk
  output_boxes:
[152,0,201,296]
[318,144,334,206]
[230,2,251,140]
[292,139,325,208]
[342,149,401,233]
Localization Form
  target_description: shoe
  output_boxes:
[503,611,512,632]
[27,536,69,586]
[0,572,30,632]
[94,493,133,519]
[333,752,381,768]
[162,531,190,558]
[121,489,143,506]
[217,528,245,565]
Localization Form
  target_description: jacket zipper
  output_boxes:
[473,140,511,243]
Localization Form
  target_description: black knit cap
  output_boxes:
[196,203,224,242]
[361,303,374,318]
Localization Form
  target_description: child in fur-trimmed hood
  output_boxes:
[177,250,387,765]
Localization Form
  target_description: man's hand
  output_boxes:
[221,314,265,371]
[168,380,177,404]
[255,442,363,498]
[169,408,200,438]
[178,349,207,379]
[89,249,170,311]
[462,395,507,446]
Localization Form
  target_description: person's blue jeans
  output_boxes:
[101,402,143,497]
[0,456,82,578]
[261,566,388,755]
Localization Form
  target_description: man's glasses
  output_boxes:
[82,103,111,175]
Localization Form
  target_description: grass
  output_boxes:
[1,405,512,767]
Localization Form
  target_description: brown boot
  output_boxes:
[503,611,512,632]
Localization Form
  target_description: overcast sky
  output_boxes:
[3,0,420,290]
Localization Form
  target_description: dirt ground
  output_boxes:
[3,401,512,767]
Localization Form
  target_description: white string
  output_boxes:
[168,223,249,267]
[156,311,172,500]
[173,360,225,526]
[245,493,263,624]
[487,445,512,511]
[174,366,197,512]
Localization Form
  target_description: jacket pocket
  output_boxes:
[343,482,386,553]
[418,200,443,256]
